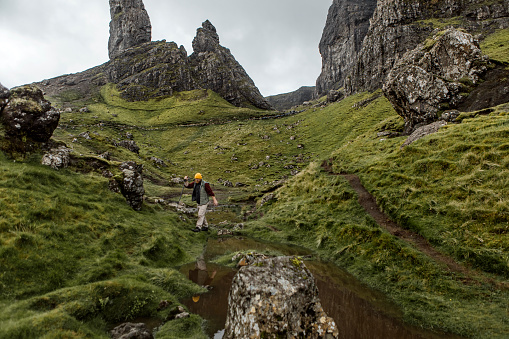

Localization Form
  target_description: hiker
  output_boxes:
[184,173,218,232]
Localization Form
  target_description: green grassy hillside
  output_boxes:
[247,103,509,338]
[1,28,509,337]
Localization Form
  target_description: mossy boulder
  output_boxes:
[383,28,488,134]
[1,85,60,143]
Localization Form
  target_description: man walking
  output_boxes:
[184,173,218,232]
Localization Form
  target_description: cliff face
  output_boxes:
[347,0,509,94]
[315,0,377,98]
[318,0,509,95]
[108,0,152,60]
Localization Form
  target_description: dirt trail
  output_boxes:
[321,161,506,287]
[341,174,469,275]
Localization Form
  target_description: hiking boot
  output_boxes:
[201,227,209,232]
[191,227,201,232]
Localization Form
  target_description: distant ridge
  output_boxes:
[265,86,315,111]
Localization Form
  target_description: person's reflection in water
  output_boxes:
[189,255,217,302]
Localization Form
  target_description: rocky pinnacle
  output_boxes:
[108,0,152,60]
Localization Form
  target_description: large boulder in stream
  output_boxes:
[223,256,339,338]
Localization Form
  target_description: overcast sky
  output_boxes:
[0,0,331,96]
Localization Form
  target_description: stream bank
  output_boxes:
[179,237,465,339]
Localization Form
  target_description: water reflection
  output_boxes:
[181,260,236,337]
[181,237,463,339]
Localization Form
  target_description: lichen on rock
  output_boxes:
[223,256,339,339]
[41,146,72,170]
[383,28,488,134]
[115,161,145,211]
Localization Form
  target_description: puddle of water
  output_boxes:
[180,237,465,339]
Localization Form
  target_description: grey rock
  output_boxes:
[441,110,460,123]
[41,147,71,170]
[105,20,272,110]
[327,89,345,103]
[192,19,220,53]
[171,177,184,184]
[401,121,448,148]
[107,40,195,101]
[108,0,152,60]
[149,156,166,167]
[1,85,60,143]
[110,322,153,339]
[259,193,275,207]
[99,151,111,160]
[79,131,91,140]
[223,256,339,339]
[118,161,145,210]
[383,29,487,134]
[117,140,140,154]
[174,312,190,319]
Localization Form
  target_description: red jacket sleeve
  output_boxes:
[204,183,215,197]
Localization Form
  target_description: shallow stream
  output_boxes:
[179,236,464,339]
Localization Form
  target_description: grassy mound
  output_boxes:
[0,153,208,337]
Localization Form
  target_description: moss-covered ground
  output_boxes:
[1,29,509,336]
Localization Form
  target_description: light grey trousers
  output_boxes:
[197,203,209,228]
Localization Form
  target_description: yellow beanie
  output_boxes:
[194,173,203,179]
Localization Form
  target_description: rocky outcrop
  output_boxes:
[315,0,377,97]
[117,161,145,211]
[346,0,509,94]
[41,146,72,170]
[0,83,9,113]
[266,86,315,111]
[401,121,448,148]
[110,322,153,339]
[108,0,152,60]
[107,41,194,101]
[36,4,270,111]
[223,256,339,339]
[190,21,272,110]
[105,20,271,109]
[1,85,60,142]
[317,0,509,97]
[383,29,488,134]
[116,140,140,154]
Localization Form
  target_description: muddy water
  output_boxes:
[180,237,463,339]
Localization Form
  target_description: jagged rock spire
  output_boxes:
[192,20,221,53]
[108,0,152,60]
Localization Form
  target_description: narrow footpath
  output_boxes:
[322,161,506,288]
